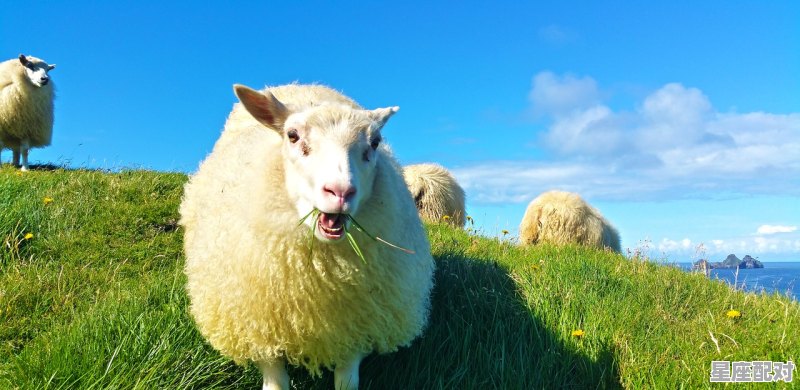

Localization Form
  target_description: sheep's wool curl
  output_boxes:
[519,190,620,252]
[180,84,434,375]
[0,56,54,149]
[403,163,466,227]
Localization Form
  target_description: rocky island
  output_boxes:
[692,254,764,270]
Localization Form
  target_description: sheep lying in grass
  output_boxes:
[519,190,621,252]
[0,54,56,171]
[180,83,435,390]
[403,163,466,227]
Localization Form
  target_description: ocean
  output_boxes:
[676,262,800,301]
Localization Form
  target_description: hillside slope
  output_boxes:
[1,166,797,388]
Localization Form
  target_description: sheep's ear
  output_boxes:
[233,84,290,132]
[48,64,56,71]
[18,54,28,66]
[370,106,399,131]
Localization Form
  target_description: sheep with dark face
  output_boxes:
[519,190,621,252]
[180,83,434,390]
[0,54,56,170]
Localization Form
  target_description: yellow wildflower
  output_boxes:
[43,197,54,205]
[571,329,585,338]
[502,230,509,235]
[24,233,34,240]
[726,310,741,319]
[442,215,451,221]
[15,171,23,176]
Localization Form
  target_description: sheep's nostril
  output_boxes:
[342,187,356,201]
[323,184,356,203]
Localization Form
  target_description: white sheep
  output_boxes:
[519,190,621,252]
[403,163,466,227]
[0,54,56,171]
[179,83,435,390]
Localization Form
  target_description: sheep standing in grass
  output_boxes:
[0,55,56,171]
[403,163,466,227]
[519,190,621,252]
[180,83,435,390]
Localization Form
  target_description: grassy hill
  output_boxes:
[1,166,797,389]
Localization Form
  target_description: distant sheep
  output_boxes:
[519,190,621,252]
[180,83,434,389]
[0,54,56,171]
[403,163,466,227]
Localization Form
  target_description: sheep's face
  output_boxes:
[19,55,55,88]
[234,85,398,243]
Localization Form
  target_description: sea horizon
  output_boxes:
[670,261,800,301]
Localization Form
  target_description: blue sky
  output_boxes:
[3,1,799,261]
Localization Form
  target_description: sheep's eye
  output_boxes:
[370,137,381,150]
[287,129,299,143]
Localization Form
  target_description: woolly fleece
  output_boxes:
[180,84,434,375]
[519,190,621,252]
[403,163,466,227]
[0,56,54,150]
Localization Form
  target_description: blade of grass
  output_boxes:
[374,236,415,254]
[348,215,415,254]
[345,231,367,264]
[298,208,320,256]
[298,208,318,227]
[296,209,414,264]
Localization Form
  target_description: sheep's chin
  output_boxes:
[315,212,347,242]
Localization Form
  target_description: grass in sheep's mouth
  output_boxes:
[298,208,414,264]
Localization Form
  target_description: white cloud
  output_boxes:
[453,161,595,204]
[636,83,723,151]
[546,105,625,156]
[528,72,600,116]
[757,225,798,235]
[538,25,578,45]
[456,72,800,204]
[648,234,800,261]
[658,238,695,252]
[641,83,712,126]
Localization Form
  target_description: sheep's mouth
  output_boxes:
[299,208,414,263]
[317,212,346,241]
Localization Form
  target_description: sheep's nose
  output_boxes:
[323,183,356,205]
[40,76,49,85]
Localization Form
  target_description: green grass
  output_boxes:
[1,165,798,389]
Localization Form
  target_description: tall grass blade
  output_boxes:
[346,231,367,264]
[348,215,415,254]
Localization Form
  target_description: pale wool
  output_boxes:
[180,84,434,379]
[0,55,55,169]
[519,190,621,252]
[403,163,466,227]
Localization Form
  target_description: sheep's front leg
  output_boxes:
[334,353,364,390]
[19,140,30,171]
[256,359,289,390]
[12,148,20,168]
